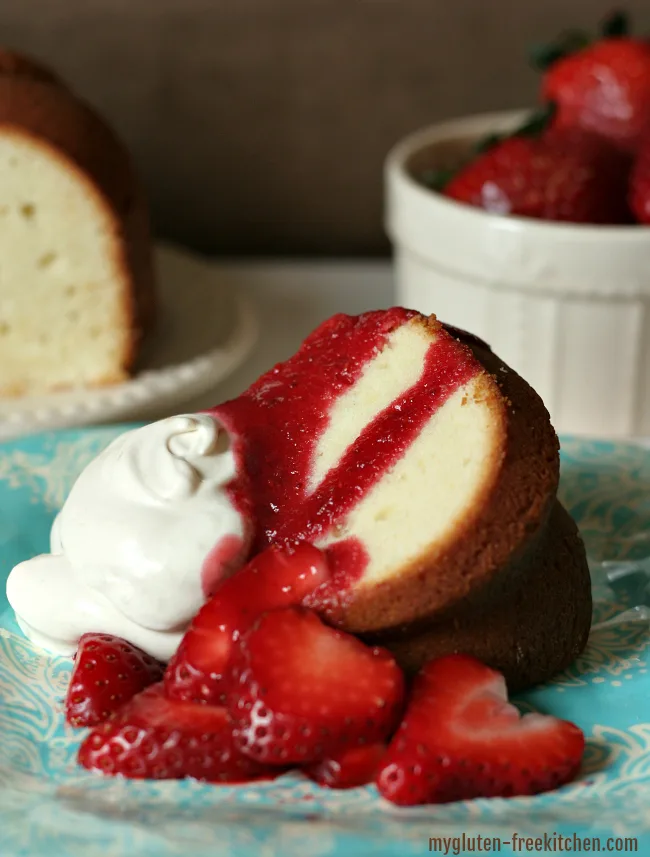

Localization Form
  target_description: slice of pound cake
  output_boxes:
[213,308,591,689]
[0,50,155,395]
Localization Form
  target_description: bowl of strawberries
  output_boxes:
[385,10,650,438]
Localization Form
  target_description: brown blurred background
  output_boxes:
[5,0,649,256]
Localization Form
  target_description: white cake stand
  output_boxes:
[0,244,258,441]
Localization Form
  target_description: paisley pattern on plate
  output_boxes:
[0,427,649,856]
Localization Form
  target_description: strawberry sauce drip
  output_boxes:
[211,309,480,589]
[201,534,245,598]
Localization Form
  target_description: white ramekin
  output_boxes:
[385,109,650,438]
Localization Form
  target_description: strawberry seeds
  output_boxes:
[70,545,585,805]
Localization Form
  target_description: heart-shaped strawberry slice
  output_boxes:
[376,654,585,805]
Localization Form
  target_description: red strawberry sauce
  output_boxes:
[211,310,479,592]
[201,534,246,597]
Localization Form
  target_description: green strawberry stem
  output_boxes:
[601,10,629,37]
[529,30,590,72]
[473,133,502,156]
[419,168,455,192]
[512,102,557,137]
[472,103,557,155]
[529,9,632,72]
[420,104,556,193]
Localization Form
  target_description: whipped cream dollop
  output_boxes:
[7,414,250,661]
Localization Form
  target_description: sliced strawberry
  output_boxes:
[66,633,164,728]
[228,607,405,766]
[78,683,276,782]
[304,743,387,789]
[164,543,329,705]
[376,654,585,806]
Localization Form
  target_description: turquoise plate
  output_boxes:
[0,427,649,857]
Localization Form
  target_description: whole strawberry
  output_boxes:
[537,12,650,152]
[66,633,163,727]
[444,127,630,224]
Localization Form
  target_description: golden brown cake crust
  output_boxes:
[371,500,592,691]
[0,54,155,377]
[0,49,64,87]
[329,317,591,690]
[336,315,561,634]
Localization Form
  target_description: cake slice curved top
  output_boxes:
[212,309,560,635]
